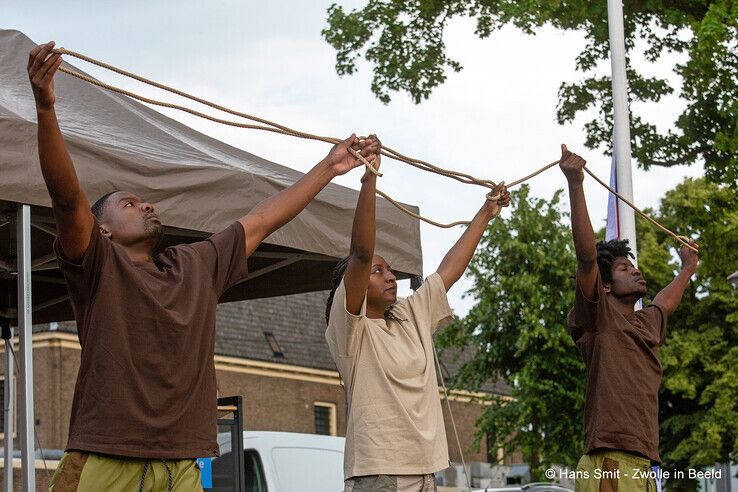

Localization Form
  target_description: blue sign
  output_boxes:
[197,457,213,489]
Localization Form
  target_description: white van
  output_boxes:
[211,431,345,492]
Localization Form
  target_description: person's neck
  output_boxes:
[608,293,640,316]
[122,241,156,264]
[366,303,389,320]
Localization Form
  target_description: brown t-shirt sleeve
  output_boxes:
[187,222,249,296]
[568,271,608,341]
[54,220,112,338]
[54,220,111,303]
[638,303,668,346]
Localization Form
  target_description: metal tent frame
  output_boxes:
[2,204,35,490]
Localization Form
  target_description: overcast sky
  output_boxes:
[3,0,704,315]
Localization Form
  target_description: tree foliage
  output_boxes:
[436,185,585,480]
[323,0,738,185]
[636,177,738,491]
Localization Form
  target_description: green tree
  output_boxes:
[636,177,738,491]
[437,185,585,479]
[322,0,737,185]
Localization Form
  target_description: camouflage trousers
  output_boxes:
[345,474,437,492]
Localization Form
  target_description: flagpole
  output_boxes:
[607,0,638,265]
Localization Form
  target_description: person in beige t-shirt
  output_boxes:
[325,142,511,492]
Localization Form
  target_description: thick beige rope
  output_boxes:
[51,51,537,226]
[583,168,698,251]
[52,49,490,187]
[51,48,699,250]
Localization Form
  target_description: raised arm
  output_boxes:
[436,185,511,291]
[239,135,380,257]
[560,144,598,300]
[652,242,699,315]
[28,41,94,263]
[343,139,381,315]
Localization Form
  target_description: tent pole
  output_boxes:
[2,322,13,492]
[16,204,35,491]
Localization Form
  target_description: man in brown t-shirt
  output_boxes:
[28,41,380,491]
[559,145,698,492]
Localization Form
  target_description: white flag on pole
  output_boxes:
[605,151,620,241]
[606,148,643,308]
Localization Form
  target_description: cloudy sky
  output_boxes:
[4,0,703,315]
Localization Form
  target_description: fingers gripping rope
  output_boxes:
[50,48,698,249]
[347,148,381,178]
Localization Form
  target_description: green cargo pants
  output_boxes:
[575,450,658,492]
[48,451,203,492]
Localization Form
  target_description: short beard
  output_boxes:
[143,221,164,251]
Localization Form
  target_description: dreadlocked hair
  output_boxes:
[324,256,404,325]
[596,239,634,284]
[91,191,118,221]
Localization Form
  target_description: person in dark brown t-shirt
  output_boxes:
[559,145,698,491]
[28,41,381,491]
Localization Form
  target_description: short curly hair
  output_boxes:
[91,191,118,221]
[596,239,634,284]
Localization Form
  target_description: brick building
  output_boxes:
[1,289,519,490]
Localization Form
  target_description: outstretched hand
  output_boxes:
[678,240,699,274]
[28,41,62,111]
[559,144,586,184]
[483,182,511,218]
[324,134,381,177]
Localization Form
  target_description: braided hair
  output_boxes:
[325,257,350,324]
[596,239,634,284]
[324,256,404,324]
